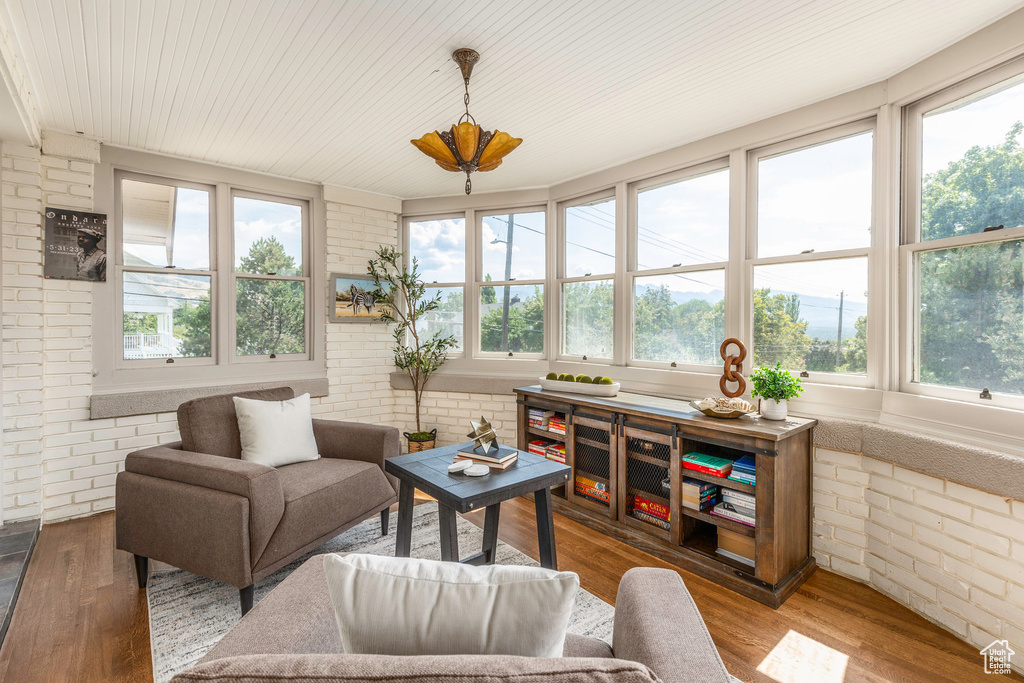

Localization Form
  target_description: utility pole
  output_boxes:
[835,290,844,366]
[500,214,514,352]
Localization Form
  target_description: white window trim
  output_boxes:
[627,159,730,372]
[475,206,547,359]
[92,146,325,393]
[746,119,877,388]
[900,55,1024,411]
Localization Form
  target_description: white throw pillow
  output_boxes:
[232,393,320,467]
[322,553,579,658]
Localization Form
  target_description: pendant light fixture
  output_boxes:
[411,48,522,194]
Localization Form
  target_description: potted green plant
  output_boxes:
[749,362,803,420]
[368,245,458,451]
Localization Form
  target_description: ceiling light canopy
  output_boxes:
[411,48,522,195]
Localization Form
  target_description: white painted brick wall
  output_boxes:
[393,391,518,448]
[812,446,1024,672]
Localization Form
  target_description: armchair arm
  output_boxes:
[123,444,284,566]
[612,567,729,683]
[311,420,400,470]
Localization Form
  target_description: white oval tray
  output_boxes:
[538,376,621,397]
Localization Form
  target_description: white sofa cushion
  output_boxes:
[322,553,579,658]
[232,392,320,467]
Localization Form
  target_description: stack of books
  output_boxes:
[681,452,734,478]
[631,493,670,530]
[528,439,553,457]
[574,475,609,504]
[710,487,756,527]
[455,444,519,470]
[682,478,718,511]
[728,455,756,486]
[547,414,566,435]
[546,442,566,464]
[528,408,554,429]
[716,527,755,567]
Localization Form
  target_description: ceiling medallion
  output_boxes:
[410,48,522,195]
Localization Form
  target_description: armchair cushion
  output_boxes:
[253,459,396,573]
[123,445,285,567]
[178,386,295,458]
[234,393,320,467]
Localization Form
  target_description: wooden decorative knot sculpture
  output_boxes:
[719,338,746,398]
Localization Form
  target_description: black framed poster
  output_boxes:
[44,207,108,282]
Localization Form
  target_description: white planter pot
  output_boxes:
[759,398,788,420]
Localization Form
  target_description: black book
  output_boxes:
[456,444,519,463]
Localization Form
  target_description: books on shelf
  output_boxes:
[682,478,718,511]
[546,443,566,464]
[632,494,670,522]
[546,415,566,435]
[455,444,518,470]
[630,508,670,530]
[681,452,734,477]
[717,527,755,566]
[727,454,756,485]
[710,501,755,527]
[528,439,552,456]
[527,408,554,426]
[575,475,609,504]
[721,488,755,513]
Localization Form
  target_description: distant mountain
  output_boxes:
[633,283,865,340]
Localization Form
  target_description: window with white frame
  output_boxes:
[116,171,312,368]
[749,122,874,377]
[630,163,728,366]
[561,194,616,359]
[407,216,466,352]
[479,210,545,355]
[903,60,1024,401]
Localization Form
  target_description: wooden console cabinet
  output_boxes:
[515,386,817,607]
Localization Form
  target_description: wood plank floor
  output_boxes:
[0,499,1014,682]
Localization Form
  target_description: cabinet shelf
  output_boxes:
[681,506,755,538]
[527,426,566,442]
[680,467,756,495]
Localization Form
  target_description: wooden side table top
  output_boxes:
[385,441,571,514]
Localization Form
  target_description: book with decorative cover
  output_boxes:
[681,452,734,476]
[456,444,518,463]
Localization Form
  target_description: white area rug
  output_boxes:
[147,503,616,682]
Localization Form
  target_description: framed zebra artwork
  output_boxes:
[329,273,392,323]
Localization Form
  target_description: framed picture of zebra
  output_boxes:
[329,273,392,323]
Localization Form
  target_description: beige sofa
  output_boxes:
[170,557,731,683]
[115,387,400,615]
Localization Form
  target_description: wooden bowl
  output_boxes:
[688,400,754,419]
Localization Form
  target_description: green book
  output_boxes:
[681,452,734,471]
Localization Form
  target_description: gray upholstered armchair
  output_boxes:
[115,387,399,615]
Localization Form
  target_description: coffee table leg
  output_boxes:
[534,487,557,570]
[438,502,459,562]
[395,480,414,557]
[482,503,501,564]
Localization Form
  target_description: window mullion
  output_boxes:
[216,182,232,365]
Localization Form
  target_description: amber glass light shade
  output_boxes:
[410,48,522,194]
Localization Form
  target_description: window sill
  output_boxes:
[90,377,329,419]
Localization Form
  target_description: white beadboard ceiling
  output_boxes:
[2,0,1022,199]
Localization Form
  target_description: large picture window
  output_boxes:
[750,123,873,377]
[904,62,1024,401]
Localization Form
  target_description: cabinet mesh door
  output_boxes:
[626,436,670,529]
[573,423,611,507]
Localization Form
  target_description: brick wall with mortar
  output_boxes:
[393,391,518,447]
[812,446,1024,673]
